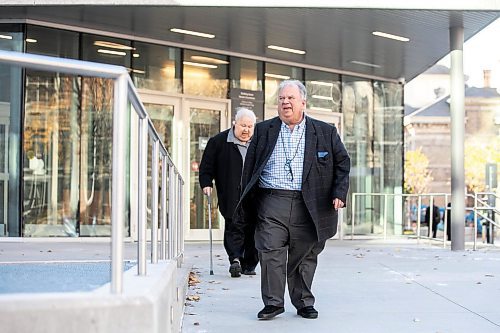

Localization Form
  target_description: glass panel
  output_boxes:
[81,34,131,67]
[264,63,303,105]
[25,25,79,59]
[373,81,404,235]
[132,42,181,93]
[23,73,80,237]
[144,103,174,230]
[144,103,174,154]
[305,69,341,113]
[78,77,114,237]
[0,124,5,173]
[183,50,228,98]
[230,57,263,91]
[190,107,220,229]
[1,24,24,236]
[342,76,376,235]
[229,57,265,121]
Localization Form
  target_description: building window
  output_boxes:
[305,69,340,113]
[264,63,303,105]
[132,42,181,93]
[183,50,228,99]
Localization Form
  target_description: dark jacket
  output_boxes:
[199,128,244,219]
[235,116,351,241]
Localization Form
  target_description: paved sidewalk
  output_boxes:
[182,239,500,333]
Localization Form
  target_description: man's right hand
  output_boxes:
[203,187,212,196]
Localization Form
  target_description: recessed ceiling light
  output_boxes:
[310,81,334,87]
[267,45,306,55]
[170,28,215,39]
[133,53,140,58]
[372,31,410,42]
[190,55,228,65]
[94,41,135,50]
[311,106,333,112]
[98,49,127,56]
[264,73,291,80]
[183,61,218,69]
[350,60,381,68]
[311,95,333,101]
[25,38,37,43]
[0,34,13,40]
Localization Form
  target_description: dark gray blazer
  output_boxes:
[235,116,351,241]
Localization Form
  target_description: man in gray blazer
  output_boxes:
[233,80,350,320]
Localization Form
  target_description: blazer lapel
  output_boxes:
[302,116,317,183]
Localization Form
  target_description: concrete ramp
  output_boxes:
[0,260,189,333]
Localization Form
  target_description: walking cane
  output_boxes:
[207,193,214,275]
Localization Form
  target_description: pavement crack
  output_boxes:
[379,263,500,328]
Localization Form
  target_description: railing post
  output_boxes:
[383,194,388,240]
[429,195,434,242]
[177,175,182,266]
[151,140,160,264]
[474,193,478,250]
[168,163,175,259]
[351,193,356,240]
[137,117,148,275]
[110,74,128,294]
[160,155,168,260]
[417,195,422,243]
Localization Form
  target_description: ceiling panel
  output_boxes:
[0,6,498,82]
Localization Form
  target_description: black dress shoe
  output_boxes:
[242,268,256,275]
[257,305,285,320]
[297,306,318,319]
[229,259,241,278]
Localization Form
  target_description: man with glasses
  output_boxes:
[233,80,350,320]
[199,107,259,278]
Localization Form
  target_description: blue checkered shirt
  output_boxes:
[259,117,306,190]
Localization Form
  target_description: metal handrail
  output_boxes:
[473,192,500,250]
[0,50,185,293]
[350,191,499,250]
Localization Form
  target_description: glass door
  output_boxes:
[184,99,228,240]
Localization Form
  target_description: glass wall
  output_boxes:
[0,22,405,237]
[342,76,404,235]
[305,69,341,113]
[0,24,23,236]
[132,42,181,93]
[183,50,228,98]
[264,63,303,105]
[23,26,81,236]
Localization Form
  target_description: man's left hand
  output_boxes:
[333,198,345,210]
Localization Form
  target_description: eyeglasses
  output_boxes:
[284,159,294,182]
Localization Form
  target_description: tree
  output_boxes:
[465,137,500,193]
[404,147,433,194]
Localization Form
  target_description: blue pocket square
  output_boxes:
[317,151,329,158]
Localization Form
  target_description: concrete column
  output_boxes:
[450,26,465,251]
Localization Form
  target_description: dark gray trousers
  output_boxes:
[254,189,326,310]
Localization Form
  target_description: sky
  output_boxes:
[438,18,500,88]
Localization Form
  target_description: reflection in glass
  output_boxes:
[230,57,263,91]
[264,63,303,105]
[305,69,340,113]
[144,103,174,230]
[183,50,228,98]
[1,24,23,236]
[190,108,220,229]
[342,76,375,235]
[132,42,181,93]
[23,73,81,237]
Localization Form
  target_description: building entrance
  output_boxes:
[138,92,229,242]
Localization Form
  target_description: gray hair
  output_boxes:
[278,79,307,101]
[234,107,256,123]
